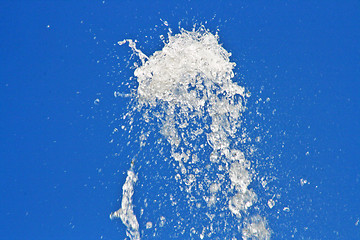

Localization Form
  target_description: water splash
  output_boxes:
[111,26,270,239]
[110,168,140,240]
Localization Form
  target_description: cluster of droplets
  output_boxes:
[111,26,270,240]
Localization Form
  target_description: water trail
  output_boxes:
[110,167,140,240]
[111,26,270,240]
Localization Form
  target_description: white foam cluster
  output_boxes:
[113,27,270,239]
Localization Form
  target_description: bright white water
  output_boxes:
[111,27,271,240]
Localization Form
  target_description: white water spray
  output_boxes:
[111,26,270,240]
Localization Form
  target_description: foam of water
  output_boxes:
[111,26,270,239]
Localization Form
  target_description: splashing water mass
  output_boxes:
[110,26,271,240]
